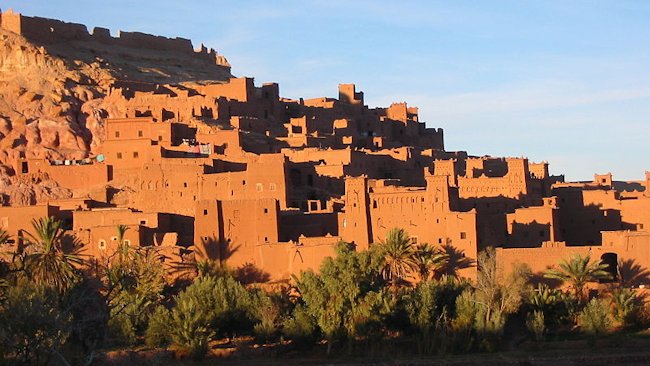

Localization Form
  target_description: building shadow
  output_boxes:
[439,243,475,277]
[234,262,271,285]
[618,258,650,288]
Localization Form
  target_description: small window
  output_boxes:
[269,183,276,191]
[183,182,188,188]
[203,209,208,215]
[140,219,147,225]
[133,151,139,158]
[460,232,467,240]
[158,135,163,141]
[98,239,106,250]
[411,236,418,245]
[123,239,131,246]
[264,208,269,214]
[117,152,123,159]
[242,180,246,186]
[115,131,120,138]
[256,183,263,192]
[110,236,118,241]
[138,130,143,137]
[438,238,443,244]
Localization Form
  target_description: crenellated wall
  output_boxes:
[0,9,230,68]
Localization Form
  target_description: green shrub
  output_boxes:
[145,305,171,347]
[282,304,317,347]
[168,294,214,359]
[162,274,259,358]
[526,310,545,341]
[108,311,137,345]
[579,298,611,335]
[526,284,575,331]
[251,292,281,343]
[0,282,71,365]
[610,288,641,327]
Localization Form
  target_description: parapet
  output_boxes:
[0,10,229,68]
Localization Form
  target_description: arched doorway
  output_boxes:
[600,252,618,282]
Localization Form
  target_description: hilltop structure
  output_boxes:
[1,10,649,282]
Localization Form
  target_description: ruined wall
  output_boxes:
[0,10,229,68]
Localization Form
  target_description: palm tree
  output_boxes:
[116,224,130,262]
[23,216,84,292]
[544,254,611,303]
[413,243,449,280]
[379,227,417,287]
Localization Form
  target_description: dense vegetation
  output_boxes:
[1,222,649,364]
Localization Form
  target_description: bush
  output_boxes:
[579,298,611,335]
[161,274,260,358]
[145,305,171,347]
[168,294,214,359]
[295,243,390,354]
[526,284,575,332]
[104,247,166,345]
[282,304,317,347]
[526,310,545,341]
[108,311,137,345]
[0,282,72,365]
[251,292,281,343]
[610,288,641,327]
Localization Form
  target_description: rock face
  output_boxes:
[0,9,232,203]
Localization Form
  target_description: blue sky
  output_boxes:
[4,1,649,180]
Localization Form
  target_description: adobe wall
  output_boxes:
[194,198,279,259]
[458,158,531,199]
[73,209,161,231]
[0,10,229,68]
[254,238,339,279]
[197,129,243,155]
[79,224,142,258]
[0,205,61,249]
[132,161,205,217]
[200,154,289,209]
[201,78,253,102]
[338,84,364,106]
[105,118,174,146]
[496,234,650,280]
[100,139,161,172]
[0,9,22,34]
[506,200,560,247]
[20,159,109,191]
[340,175,478,277]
